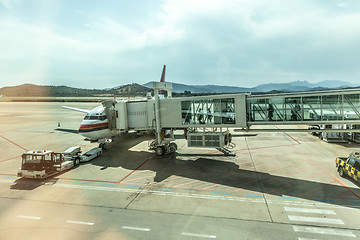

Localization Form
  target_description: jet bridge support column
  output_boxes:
[154,89,162,145]
[152,82,177,156]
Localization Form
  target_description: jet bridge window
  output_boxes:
[344,94,360,120]
[303,96,321,121]
[322,95,342,121]
[181,98,235,125]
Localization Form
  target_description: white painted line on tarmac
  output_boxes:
[288,215,344,225]
[298,238,321,240]
[122,226,150,231]
[293,226,356,237]
[0,179,15,183]
[182,232,216,238]
[66,220,94,226]
[51,183,360,209]
[284,207,336,215]
[16,215,41,220]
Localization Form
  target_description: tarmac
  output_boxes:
[1,101,360,240]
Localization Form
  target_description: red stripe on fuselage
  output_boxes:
[79,122,108,130]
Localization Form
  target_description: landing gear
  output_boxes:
[150,140,178,156]
[153,142,177,156]
[150,128,177,156]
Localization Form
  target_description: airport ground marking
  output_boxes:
[0,155,21,163]
[75,181,90,185]
[16,215,41,220]
[284,207,336,215]
[172,179,200,188]
[264,163,297,173]
[211,192,230,195]
[128,185,144,189]
[52,183,353,208]
[66,220,94,226]
[202,184,221,190]
[293,147,360,200]
[330,174,360,199]
[300,180,337,197]
[303,170,328,181]
[181,232,216,238]
[279,196,298,200]
[122,226,150,231]
[288,215,344,225]
[53,177,118,184]
[245,194,263,198]
[0,179,16,183]
[272,126,301,145]
[0,134,28,151]
[101,183,116,187]
[266,170,328,196]
[233,143,301,153]
[292,226,356,237]
[117,156,153,183]
[157,187,172,191]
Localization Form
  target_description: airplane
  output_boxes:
[61,104,116,148]
[62,65,168,149]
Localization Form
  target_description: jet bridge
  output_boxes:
[107,86,360,156]
[246,89,360,128]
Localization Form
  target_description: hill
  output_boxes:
[0,83,151,97]
[1,80,358,99]
[143,80,358,94]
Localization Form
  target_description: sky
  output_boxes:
[1,0,360,89]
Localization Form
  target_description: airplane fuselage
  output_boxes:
[77,105,117,141]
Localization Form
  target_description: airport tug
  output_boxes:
[17,147,102,179]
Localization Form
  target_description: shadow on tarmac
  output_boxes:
[90,133,360,209]
[11,178,46,190]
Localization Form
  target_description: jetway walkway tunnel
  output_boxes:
[246,89,360,126]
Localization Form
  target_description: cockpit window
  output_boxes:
[83,115,107,121]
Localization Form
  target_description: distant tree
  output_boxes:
[184,90,192,96]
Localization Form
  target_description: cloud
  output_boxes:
[1,0,360,88]
[0,0,18,11]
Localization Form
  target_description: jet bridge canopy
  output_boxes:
[246,89,360,126]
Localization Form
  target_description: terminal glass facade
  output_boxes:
[181,98,236,125]
[248,92,360,123]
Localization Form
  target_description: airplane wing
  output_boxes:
[62,106,90,114]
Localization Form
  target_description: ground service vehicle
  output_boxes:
[63,146,81,161]
[17,150,74,179]
[79,148,102,162]
[17,147,101,179]
[336,152,360,183]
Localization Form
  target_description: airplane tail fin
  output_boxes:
[158,65,166,97]
[160,65,166,82]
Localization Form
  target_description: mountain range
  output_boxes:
[142,80,358,94]
[0,80,358,98]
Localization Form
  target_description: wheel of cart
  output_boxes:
[74,157,80,166]
[169,142,177,153]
